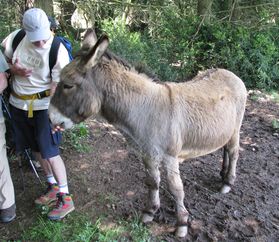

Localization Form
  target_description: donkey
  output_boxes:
[49,29,247,238]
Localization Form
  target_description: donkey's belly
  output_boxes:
[178,145,222,161]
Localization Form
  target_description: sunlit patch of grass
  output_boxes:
[268,90,279,103]
[22,216,69,242]
[249,89,279,104]
[249,93,261,102]
[22,212,151,242]
[120,216,151,242]
[272,119,279,130]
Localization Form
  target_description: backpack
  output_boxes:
[12,29,73,78]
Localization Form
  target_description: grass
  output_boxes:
[249,89,279,104]
[62,122,91,153]
[272,119,279,130]
[22,212,151,242]
[268,90,279,103]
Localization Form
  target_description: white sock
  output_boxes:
[47,175,57,185]
[59,183,69,194]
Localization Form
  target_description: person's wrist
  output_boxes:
[8,64,15,74]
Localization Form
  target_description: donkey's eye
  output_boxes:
[63,84,74,89]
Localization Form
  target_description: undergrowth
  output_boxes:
[22,213,151,242]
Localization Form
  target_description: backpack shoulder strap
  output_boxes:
[12,29,26,52]
[49,36,61,77]
[57,36,73,61]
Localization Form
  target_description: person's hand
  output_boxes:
[10,58,32,77]
[51,124,65,134]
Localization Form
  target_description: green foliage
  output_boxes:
[22,214,151,242]
[101,19,148,65]
[0,1,278,90]
[147,9,279,89]
[62,123,91,153]
[101,6,279,90]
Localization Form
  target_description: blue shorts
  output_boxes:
[9,105,62,159]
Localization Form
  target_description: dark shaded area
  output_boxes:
[0,94,278,241]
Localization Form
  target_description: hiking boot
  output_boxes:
[47,193,75,220]
[35,183,59,206]
[0,204,16,223]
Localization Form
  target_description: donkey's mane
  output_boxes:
[103,50,131,70]
[104,50,161,81]
[77,46,160,82]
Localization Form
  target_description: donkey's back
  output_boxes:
[164,68,247,160]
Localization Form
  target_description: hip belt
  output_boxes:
[11,90,51,118]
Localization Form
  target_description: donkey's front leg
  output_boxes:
[142,157,161,224]
[164,157,189,238]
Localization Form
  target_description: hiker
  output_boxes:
[0,49,16,223]
[1,8,74,220]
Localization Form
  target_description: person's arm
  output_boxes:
[50,43,70,96]
[0,50,9,93]
[9,58,32,77]
[50,81,57,96]
[1,30,32,78]
[0,72,7,94]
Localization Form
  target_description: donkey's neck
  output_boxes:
[96,63,167,133]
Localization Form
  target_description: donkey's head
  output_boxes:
[49,29,109,129]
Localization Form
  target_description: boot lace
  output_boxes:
[54,193,64,208]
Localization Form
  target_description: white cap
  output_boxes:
[22,8,51,42]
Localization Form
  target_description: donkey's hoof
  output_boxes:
[142,213,154,224]
[220,184,231,194]
[175,225,188,238]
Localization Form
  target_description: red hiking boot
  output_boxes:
[35,183,59,206]
[47,193,75,220]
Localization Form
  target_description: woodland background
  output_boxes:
[1,1,279,241]
[0,0,278,90]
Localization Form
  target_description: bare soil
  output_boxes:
[1,92,279,242]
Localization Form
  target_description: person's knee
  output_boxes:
[47,155,62,165]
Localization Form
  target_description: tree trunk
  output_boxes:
[216,0,241,21]
[229,0,240,22]
[54,0,76,36]
[197,0,213,22]
[34,0,54,16]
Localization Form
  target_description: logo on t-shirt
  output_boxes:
[22,53,42,68]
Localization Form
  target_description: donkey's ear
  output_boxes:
[82,28,98,48]
[84,34,109,70]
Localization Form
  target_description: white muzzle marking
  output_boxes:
[48,104,74,129]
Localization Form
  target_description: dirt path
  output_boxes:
[1,94,279,241]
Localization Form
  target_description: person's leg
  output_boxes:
[9,107,58,206]
[0,121,16,223]
[33,151,57,183]
[34,110,74,219]
[34,152,59,206]
[47,154,74,220]
[48,155,68,193]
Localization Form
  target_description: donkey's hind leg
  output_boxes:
[220,131,240,194]
[164,157,189,238]
[142,157,161,224]
[220,145,229,180]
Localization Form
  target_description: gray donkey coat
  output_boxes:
[49,29,247,238]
